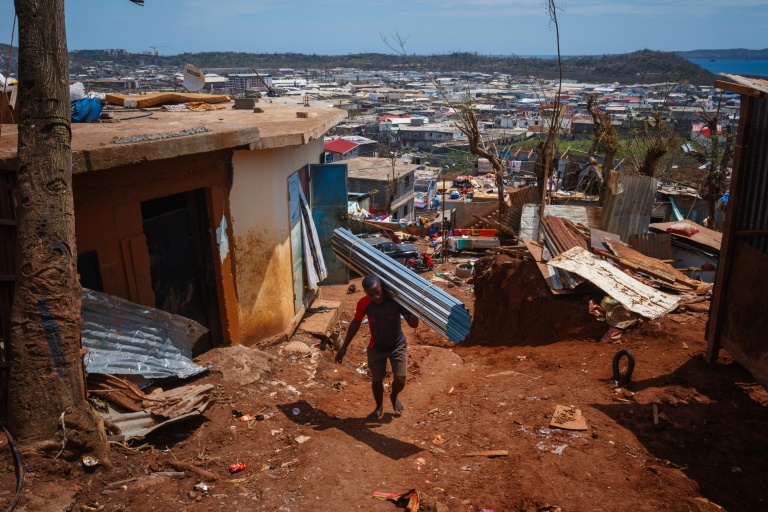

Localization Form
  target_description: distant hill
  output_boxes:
[2,45,717,85]
[675,48,768,60]
[69,48,716,85]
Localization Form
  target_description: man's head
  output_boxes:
[362,274,384,304]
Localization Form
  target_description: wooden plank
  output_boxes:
[462,450,508,457]
[713,80,764,98]
[708,96,755,363]
[590,227,622,252]
[0,219,16,226]
[0,275,15,282]
[649,219,722,253]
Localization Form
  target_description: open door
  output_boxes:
[310,163,348,285]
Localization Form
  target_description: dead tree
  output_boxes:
[381,144,401,216]
[382,35,508,214]
[452,97,508,214]
[626,108,678,179]
[9,0,110,462]
[690,98,734,229]
[535,0,564,240]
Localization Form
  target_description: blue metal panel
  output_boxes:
[310,163,349,285]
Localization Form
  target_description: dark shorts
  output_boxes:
[367,343,407,381]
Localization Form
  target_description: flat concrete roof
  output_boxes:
[0,101,346,174]
[346,157,420,181]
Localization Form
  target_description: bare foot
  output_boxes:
[391,395,404,414]
[367,407,384,421]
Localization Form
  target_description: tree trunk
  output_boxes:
[9,0,109,463]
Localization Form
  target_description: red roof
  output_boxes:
[378,114,411,121]
[324,139,359,154]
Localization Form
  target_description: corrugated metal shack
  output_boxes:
[707,75,768,389]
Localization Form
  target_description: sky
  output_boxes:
[0,0,766,57]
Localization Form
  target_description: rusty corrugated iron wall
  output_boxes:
[599,171,658,242]
[734,97,768,255]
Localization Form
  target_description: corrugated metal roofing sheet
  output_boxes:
[520,204,602,240]
[549,247,680,319]
[82,289,208,379]
[600,171,658,242]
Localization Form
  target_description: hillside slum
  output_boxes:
[1,77,767,512]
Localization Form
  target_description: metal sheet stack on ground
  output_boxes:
[331,228,472,343]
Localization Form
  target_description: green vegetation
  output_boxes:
[675,48,768,60]
[59,48,718,85]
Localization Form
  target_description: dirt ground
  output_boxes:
[1,252,767,512]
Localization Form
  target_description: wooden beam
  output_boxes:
[713,80,767,99]
[0,219,17,226]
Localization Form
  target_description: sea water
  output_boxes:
[688,59,768,78]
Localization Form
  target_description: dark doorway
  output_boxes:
[141,189,222,355]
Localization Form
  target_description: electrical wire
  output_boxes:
[1,420,24,512]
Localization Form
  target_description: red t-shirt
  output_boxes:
[354,295,408,350]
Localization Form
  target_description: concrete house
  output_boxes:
[346,157,419,220]
[0,103,347,353]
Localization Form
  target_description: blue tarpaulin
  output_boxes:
[71,97,103,122]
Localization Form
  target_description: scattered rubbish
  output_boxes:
[551,444,568,455]
[347,284,357,294]
[731,466,742,474]
[271,429,283,436]
[292,408,301,416]
[81,289,208,379]
[612,350,635,388]
[601,326,624,343]
[193,482,210,493]
[295,435,311,444]
[416,457,426,465]
[373,489,421,512]
[448,387,454,394]
[356,362,370,376]
[428,408,439,415]
[432,434,446,445]
[150,472,184,478]
[256,411,275,421]
[228,462,247,474]
[538,506,562,512]
[549,405,589,431]
[462,450,508,457]
[460,466,472,471]
[280,459,299,468]
[91,379,214,441]
[82,456,99,468]
[237,414,255,422]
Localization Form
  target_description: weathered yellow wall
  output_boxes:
[230,140,323,344]
[72,151,239,345]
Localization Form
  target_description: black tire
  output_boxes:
[612,349,635,387]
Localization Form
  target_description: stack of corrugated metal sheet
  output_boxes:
[332,228,472,343]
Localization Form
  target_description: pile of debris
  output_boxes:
[470,215,714,344]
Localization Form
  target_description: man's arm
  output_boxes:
[403,310,419,329]
[335,318,362,364]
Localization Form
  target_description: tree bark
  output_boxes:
[9,0,109,462]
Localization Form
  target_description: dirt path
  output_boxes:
[5,270,768,511]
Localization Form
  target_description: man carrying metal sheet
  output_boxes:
[335,275,419,421]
